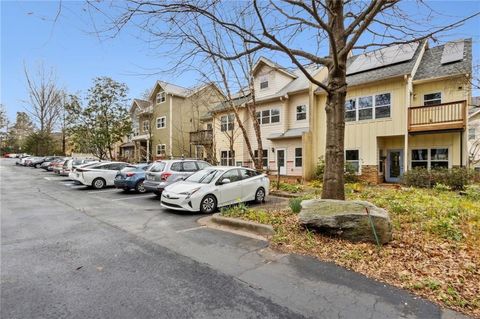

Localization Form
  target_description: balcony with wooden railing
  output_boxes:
[408,100,467,133]
[190,129,213,145]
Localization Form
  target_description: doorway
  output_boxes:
[276,149,286,175]
[386,149,403,183]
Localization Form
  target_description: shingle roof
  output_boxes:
[267,127,309,140]
[133,99,151,108]
[253,56,298,79]
[157,81,190,97]
[200,94,252,120]
[414,39,472,81]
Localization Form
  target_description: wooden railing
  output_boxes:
[408,100,467,133]
[190,129,213,145]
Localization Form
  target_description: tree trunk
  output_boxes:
[322,0,347,200]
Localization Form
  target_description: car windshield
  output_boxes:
[149,162,166,172]
[185,169,223,184]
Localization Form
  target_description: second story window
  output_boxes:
[469,127,476,140]
[260,75,269,89]
[296,105,307,121]
[256,108,280,125]
[220,114,235,132]
[424,92,441,106]
[156,116,166,129]
[345,93,391,122]
[156,91,166,104]
[143,120,149,132]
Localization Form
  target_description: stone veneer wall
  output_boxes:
[360,165,381,184]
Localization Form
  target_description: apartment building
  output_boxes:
[311,39,472,183]
[192,57,325,177]
[469,97,480,169]
[128,81,223,162]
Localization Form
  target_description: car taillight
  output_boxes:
[126,172,136,177]
[161,172,172,181]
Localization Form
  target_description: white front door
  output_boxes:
[276,149,287,175]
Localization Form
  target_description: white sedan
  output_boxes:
[76,162,128,189]
[161,166,270,213]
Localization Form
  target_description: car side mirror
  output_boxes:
[221,178,231,185]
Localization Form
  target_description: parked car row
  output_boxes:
[13,156,270,213]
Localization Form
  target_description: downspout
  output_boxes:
[169,94,173,158]
[460,131,463,167]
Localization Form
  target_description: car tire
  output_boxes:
[200,195,217,214]
[135,180,146,193]
[92,177,106,189]
[34,164,39,168]
[254,187,266,204]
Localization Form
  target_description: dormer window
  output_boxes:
[156,91,166,104]
[260,75,268,89]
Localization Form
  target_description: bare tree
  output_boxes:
[23,63,64,135]
[91,0,478,199]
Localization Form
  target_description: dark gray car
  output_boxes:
[144,159,211,195]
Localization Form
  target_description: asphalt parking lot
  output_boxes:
[1,159,464,319]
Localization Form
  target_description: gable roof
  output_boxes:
[147,80,190,100]
[252,56,298,79]
[414,38,472,81]
[129,98,151,113]
[257,64,323,102]
[470,96,480,118]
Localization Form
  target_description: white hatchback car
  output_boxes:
[161,166,269,213]
[76,162,128,189]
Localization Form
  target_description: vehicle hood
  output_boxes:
[165,181,203,194]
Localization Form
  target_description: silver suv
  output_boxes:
[144,159,211,195]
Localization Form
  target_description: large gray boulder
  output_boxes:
[298,199,392,244]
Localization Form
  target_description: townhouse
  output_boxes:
[469,96,480,169]
[125,81,223,162]
[191,57,325,178]
[312,39,472,183]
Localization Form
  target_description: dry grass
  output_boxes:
[223,184,480,317]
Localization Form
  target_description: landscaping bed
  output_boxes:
[222,184,480,317]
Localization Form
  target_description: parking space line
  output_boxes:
[87,189,119,194]
[176,226,206,233]
[110,195,154,201]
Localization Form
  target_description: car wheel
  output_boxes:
[34,164,39,168]
[200,195,217,214]
[254,187,266,204]
[135,180,146,193]
[92,178,106,189]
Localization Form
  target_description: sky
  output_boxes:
[1,0,479,123]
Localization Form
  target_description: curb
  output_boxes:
[211,213,275,236]
[269,191,300,198]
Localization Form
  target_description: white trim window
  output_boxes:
[220,114,235,132]
[295,148,302,167]
[260,75,269,89]
[156,91,166,104]
[345,93,391,122]
[156,116,166,129]
[254,149,268,168]
[156,144,166,156]
[256,108,280,125]
[220,150,235,166]
[296,105,307,121]
[423,92,441,106]
[411,148,449,169]
[143,120,149,132]
[345,149,360,174]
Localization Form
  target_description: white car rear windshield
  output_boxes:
[150,162,166,172]
[186,169,222,184]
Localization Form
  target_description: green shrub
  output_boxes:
[464,184,480,200]
[278,182,303,193]
[289,197,303,214]
[314,157,325,179]
[402,168,433,188]
[402,167,471,190]
[434,183,451,192]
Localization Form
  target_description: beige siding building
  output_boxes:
[128,81,223,162]
[312,39,471,183]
